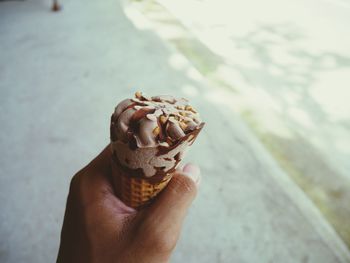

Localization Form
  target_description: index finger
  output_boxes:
[70,144,135,214]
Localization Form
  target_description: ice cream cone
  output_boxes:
[111,155,172,208]
[110,92,204,209]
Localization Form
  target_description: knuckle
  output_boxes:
[69,171,83,192]
[169,175,197,196]
[138,222,177,254]
[153,233,177,254]
[69,170,87,202]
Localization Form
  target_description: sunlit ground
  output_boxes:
[124,0,350,246]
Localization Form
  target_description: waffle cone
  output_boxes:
[111,157,172,208]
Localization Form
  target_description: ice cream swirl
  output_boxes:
[110,92,202,148]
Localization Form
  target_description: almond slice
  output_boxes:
[179,121,187,131]
[135,91,142,98]
[153,126,160,136]
[159,115,168,125]
[177,105,185,110]
[185,105,197,113]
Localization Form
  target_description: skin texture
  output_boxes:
[56,145,200,263]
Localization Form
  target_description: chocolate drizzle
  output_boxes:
[111,92,203,149]
[156,123,204,156]
[110,92,205,179]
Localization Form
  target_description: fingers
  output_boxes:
[70,145,112,199]
[182,163,201,184]
[136,164,201,255]
[69,169,112,206]
[152,163,200,214]
[69,144,135,214]
[148,163,200,224]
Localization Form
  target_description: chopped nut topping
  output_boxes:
[179,121,187,131]
[153,126,160,136]
[177,105,185,110]
[159,115,168,124]
[112,92,202,148]
[185,105,197,113]
[135,91,142,99]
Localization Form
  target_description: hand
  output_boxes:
[56,145,201,263]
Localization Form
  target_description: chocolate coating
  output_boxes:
[110,92,204,178]
[111,92,202,148]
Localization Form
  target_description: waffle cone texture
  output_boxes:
[111,155,172,208]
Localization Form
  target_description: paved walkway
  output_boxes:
[127,0,350,248]
[0,0,349,262]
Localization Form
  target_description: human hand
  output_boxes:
[56,145,200,263]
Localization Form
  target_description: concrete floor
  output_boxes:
[129,0,350,248]
[0,0,349,262]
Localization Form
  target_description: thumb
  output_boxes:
[142,164,200,242]
[132,165,200,262]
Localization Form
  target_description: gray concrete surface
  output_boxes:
[128,0,350,247]
[0,0,349,262]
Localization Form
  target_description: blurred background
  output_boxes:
[0,0,349,262]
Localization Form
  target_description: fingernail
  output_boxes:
[182,163,201,185]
